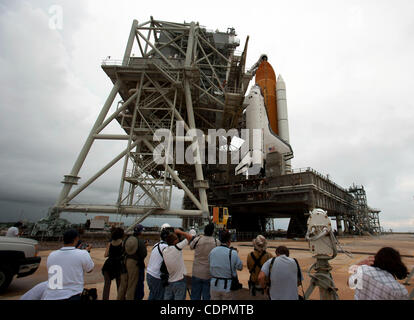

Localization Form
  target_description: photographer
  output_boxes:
[43,229,94,300]
[146,224,170,300]
[258,246,303,300]
[163,228,194,300]
[190,223,220,300]
[208,230,243,300]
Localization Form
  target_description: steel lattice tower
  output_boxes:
[50,18,252,225]
[347,184,381,235]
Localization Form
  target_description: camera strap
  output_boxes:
[153,241,166,252]
[156,242,165,257]
[268,257,276,288]
[192,236,202,249]
[228,248,235,278]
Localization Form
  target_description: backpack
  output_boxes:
[249,251,267,274]
[248,251,267,293]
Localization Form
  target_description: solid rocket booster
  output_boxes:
[276,75,289,143]
[255,59,278,135]
[276,74,291,172]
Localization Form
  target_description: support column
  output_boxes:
[117,73,145,206]
[344,219,350,234]
[336,216,343,236]
[55,80,121,207]
[55,20,138,209]
[183,22,209,216]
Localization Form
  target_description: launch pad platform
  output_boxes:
[184,167,380,238]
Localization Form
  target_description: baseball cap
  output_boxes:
[134,223,144,234]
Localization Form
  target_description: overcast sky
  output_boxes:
[0,0,413,231]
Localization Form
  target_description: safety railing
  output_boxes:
[291,167,348,193]
[101,58,123,66]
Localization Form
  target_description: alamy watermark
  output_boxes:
[152,121,263,175]
[48,264,63,289]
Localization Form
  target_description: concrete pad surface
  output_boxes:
[1,234,413,300]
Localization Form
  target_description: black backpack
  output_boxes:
[248,251,267,294]
[249,251,267,274]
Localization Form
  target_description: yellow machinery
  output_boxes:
[210,206,230,229]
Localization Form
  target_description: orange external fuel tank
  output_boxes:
[255,60,279,135]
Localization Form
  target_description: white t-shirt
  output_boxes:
[6,227,19,237]
[147,241,168,279]
[20,281,48,300]
[163,239,188,283]
[43,246,94,300]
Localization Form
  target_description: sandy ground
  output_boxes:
[1,234,413,300]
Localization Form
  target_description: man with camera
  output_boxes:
[190,222,220,300]
[43,229,94,300]
[208,230,243,300]
[146,224,170,300]
[162,228,194,300]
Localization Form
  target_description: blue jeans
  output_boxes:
[164,278,187,300]
[147,273,165,300]
[190,276,211,300]
[134,267,145,300]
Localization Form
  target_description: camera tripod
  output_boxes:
[304,255,339,300]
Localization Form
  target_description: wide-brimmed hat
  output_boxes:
[124,236,138,255]
[253,235,267,251]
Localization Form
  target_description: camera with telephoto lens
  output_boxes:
[164,227,175,234]
[160,227,174,241]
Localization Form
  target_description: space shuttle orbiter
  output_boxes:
[235,55,293,176]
